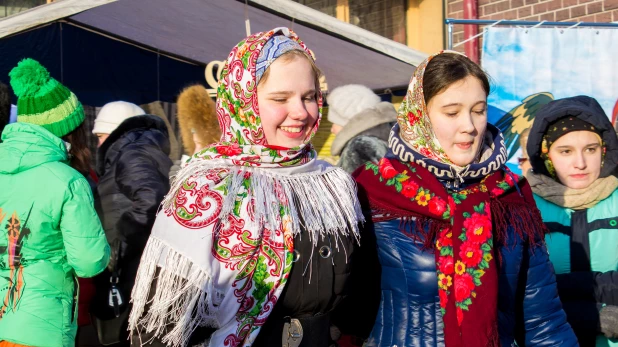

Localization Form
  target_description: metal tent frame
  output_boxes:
[445,18,618,50]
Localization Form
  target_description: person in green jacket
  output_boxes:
[527,95,618,347]
[0,58,110,347]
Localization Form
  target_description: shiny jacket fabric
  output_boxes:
[92,115,172,318]
[0,123,109,346]
[365,218,578,347]
[95,115,172,255]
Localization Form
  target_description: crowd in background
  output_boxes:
[0,26,617,347]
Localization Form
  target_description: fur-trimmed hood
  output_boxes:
[331,101,397,156]
[176,85,220,155]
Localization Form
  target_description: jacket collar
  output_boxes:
[96,115,169,175]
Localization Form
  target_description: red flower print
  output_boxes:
[378,158,398,179]
[284,233,294,252]
[408,109,422,125]
[454,261,466,275]
[439,290,448,308]
[415,190,431,206]
[401,180,420,198]
[455,273,475,302]
[457,307,464,325]
[440,256,454,275]
[420,147,434,158]
[491,188,503,196]
[438,273,453,290]
[216,143,242,156]
[505,172,516,186]
[459,242,483,267]
[463,212,492,244]
[428,197,447,216]
[438,231,453,248]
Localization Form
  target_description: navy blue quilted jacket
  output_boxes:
[363,218,578,347]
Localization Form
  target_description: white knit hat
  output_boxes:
[326,84,381,127]
[92,101,145,135]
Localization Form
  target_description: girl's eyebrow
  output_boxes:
[267,89,316,96]
[267,91,294,96]
[441,101,486,108]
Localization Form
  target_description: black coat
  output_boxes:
[130,229,355,347]
[92,115,172,323]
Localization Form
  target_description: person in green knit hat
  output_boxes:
[0,58,110,347]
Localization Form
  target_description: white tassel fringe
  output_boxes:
[164,159,364,246]
[129,237,218,347]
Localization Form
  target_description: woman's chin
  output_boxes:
[448,155,476,167]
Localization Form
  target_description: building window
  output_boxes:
[292,0,407,44]
[294,0,338,17]
[0,0,47,18]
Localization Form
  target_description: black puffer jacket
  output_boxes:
[92,115,172,322]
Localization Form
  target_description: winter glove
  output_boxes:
[600,305,618,339]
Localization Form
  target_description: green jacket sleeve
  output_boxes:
[61,176,110,277]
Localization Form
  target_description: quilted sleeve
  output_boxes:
[114,146,170,249]
[557,271,618,306]
[521,238,578,346]
[61,177,110,277]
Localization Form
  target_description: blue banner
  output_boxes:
[482,27,618,174]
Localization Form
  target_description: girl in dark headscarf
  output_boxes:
[527,95,618,346]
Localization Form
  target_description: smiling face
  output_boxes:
[257,54,319,148]
[426,76,488,167]
[548,130,603,189]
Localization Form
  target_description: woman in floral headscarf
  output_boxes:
[128,28,363,347]
[353,51,577,346]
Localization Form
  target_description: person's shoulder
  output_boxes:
[29,162,91,200]
[344,135,388,154]
[37,161,86,184]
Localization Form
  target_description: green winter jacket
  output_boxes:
[0,123,110,347]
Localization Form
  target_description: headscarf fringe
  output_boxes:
[165,158,364,246]
[490,197,547,251]
[129,237,218,347]
[370,191,546,254]
[368,197,448,251]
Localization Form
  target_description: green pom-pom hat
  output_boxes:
[9,58,84,138]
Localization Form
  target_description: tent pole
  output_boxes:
[445,18,618,28]
[60,22,64,83]
[447,22,453,50]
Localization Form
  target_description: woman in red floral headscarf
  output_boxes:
[353,51,577,346]
[127,28,364,347]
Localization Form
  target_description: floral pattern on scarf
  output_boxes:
[190,27,320,167]
[129,28,363,347]
[397,51,467,165]
[357,50,527,346]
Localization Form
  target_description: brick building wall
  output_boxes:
[447,0,618,51]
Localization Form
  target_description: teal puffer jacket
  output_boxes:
[536,189,618,346]
[0,123,110,347]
